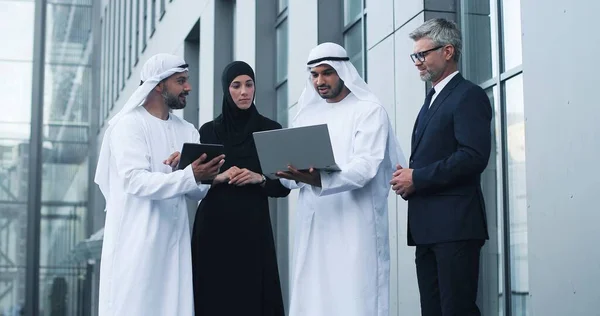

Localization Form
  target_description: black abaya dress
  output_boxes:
[191,117,290,316]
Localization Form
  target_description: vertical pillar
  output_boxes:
[26,0,47,314]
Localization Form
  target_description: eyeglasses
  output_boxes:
[409,46,443,63]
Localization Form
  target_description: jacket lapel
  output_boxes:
[411,73,464,155]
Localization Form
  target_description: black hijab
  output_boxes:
[213,61,262,159]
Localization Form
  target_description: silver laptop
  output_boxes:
[253,124,340,179]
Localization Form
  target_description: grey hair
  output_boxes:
[409,18,462,62]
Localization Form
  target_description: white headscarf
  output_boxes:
[94,53,189,204]
[294,42,407,171]
[296,42,380,114]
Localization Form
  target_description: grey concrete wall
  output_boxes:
[521,1,600,315]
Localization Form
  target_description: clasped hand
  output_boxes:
[390,164,415,199]
[213,166,264,186]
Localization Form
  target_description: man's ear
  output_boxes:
[444,45,455,61]
[154,81,164,93]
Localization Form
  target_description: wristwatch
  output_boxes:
[259,174,267,185]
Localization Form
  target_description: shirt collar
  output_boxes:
[433,71,459,95]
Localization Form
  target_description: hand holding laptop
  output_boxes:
[276,165,322,187]
[253,124,341,180]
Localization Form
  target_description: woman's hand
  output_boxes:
[229,168,264,186]
[212,166,241,185]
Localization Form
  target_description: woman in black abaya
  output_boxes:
[191,61,290,316]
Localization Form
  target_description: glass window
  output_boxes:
[104,5,110,119]
[276,19,288,84]
[0,63,34,314]
[128,0,133,77]
[278,0,288,13]
[151,0,156,36]
[0,0,94,312]
[111,0,117,103]
[0,1,35,61]
[121,0,127,88]
[100,17,106,126]
[344,0,362,24]
[478,87,505,316]
[134,0,140,65]
[115,0,121,95]
[504,74,528,316]
[142,0,148,51]
[459,0,524,314]
[277,83,288,128]
[344,21,363,77]
[501,0,522,70]
[39,1,93,312]
[460,0,498,84]
[343,0,366,79]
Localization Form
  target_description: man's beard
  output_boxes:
[162,90,187,110]
[317,78,345,100]
[420,68,442,82]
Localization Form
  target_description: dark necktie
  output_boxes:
[415,88,436,136]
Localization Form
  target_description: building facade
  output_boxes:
[1,0,598,315]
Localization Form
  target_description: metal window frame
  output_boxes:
[471,0,525,314]
[270,3,290,312]
[456,0,525,314]
[26,1,47,314]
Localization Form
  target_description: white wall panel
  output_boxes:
[233,0,256,69]
[394,0,424,31]
[393,12,424,315]
[287,0,318,108]
[366,0,394,49]
[367,35,399,315]
[198,0,215,126]
[99,0,211,133]
[522,1,600,315]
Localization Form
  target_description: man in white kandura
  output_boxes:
[94,53,224,316]
[277,42,406,316]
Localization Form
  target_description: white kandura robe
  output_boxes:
[285,93,400,316]
[98,106,209,316]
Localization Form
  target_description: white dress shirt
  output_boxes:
[429,70,459,107]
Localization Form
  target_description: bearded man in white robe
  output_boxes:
[94,53,224,316]
[277,43,406,316]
